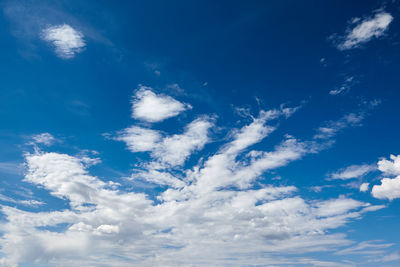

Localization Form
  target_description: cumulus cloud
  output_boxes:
[372,155,400,200]
[41,24,85,58]
[329,164,376,180]
[333,11,393,50]
[131,86,191,122]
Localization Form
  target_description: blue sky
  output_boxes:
[1,0,400,266]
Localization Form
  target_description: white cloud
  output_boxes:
[329,164,376,180]
[0,193,44,207]
[372,176,400,200]
[31,133,55,146]
[329,76,358,96]
[314,112,364,139]
[131,86,191,122]
[1,150,378,266]
[381,252,400,262]
[117,116,214,168]
[360,182,369,192]
[0,97,385,266]
[334,11,393,50]
[372,155,400,200]
[335,241,393,256]
[377,154,400,176]
[116,126,161,152]
[41,24,86,59]
[151,117,213,166]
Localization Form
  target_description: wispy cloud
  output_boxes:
[329,76,358,95]
[41,24,86,58]
[329,164,376,180]
[0,193,44,207]
[31,133,56,146]
[332,10,393,51]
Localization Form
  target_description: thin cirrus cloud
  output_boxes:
[0,91,388,266]
[329,76,358,96]
[41,24,86,59]
[131,85,192,123]
[329,164,376,180]
[332,11,393,51]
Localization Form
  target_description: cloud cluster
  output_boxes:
[41,24,85,59]
[0,91,387,266]
[333,11,393,51]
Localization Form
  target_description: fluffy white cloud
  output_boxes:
[131,86,191,122]
[334,11,393,50]
[116,126,161,152]
[41,24,85,59]
[330,164,376,180]
[372,176,400,200]
[377,154,400,176]
[372,155,400,200]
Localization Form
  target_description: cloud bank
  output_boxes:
[0,91,387,266]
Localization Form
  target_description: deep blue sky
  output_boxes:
[0,1,400,266]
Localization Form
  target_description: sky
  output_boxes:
[0,0,400,266]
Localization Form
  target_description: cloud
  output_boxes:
[0,94,385,266]
[360,182,370,192]
[116,126,162,152]
[117,116,214,168]
[372,155,400,200]
[329,164,376,180]
[0,150,379,266]
[31,133,56,146]
[41,24,86,58]
[0,193,44,207]
[314,112,364,139]
[333,11,393,50]
[131,86,191,122]
[335,241,393,256]
[329,76,359,96]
